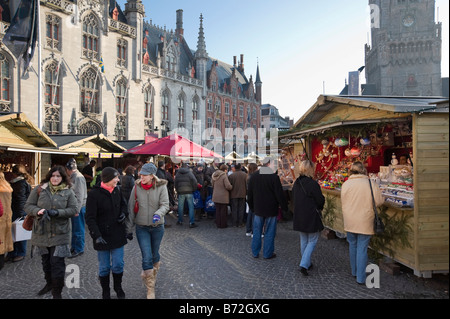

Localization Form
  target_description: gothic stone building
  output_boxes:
[365,0,442,96]
[0,0,261,154]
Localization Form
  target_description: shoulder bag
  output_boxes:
[369,180,385,234]
[133,187,139,215]
[22,185,42,231]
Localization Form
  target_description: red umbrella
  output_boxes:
[124,133,222,159]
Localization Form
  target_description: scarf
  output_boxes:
[101,182,115,193]
[141,183,153,190]
[49,183,67,194]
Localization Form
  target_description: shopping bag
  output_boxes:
[12,217,32,242]
[193,190,204,209]
[205,195,216,213]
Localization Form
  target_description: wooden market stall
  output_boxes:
[0,113,77,185]
[50,134,127,171]
[280,95,449,278]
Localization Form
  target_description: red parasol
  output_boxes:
[124,133,222,159]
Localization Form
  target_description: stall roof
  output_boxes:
[0,113,57,148]
[280,95,449,140]
[295,95,449,127]
[114,140,144,151]
[50,134,126,153]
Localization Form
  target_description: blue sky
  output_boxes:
[117,0,449,123]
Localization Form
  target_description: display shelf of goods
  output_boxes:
[380,183,414,208]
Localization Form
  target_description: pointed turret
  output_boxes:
[255,62,262,102]
[194,14,208,99]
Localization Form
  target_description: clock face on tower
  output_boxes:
[403,15,415,27]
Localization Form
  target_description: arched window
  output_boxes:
[144,85,154,119]
[162,90,170,122]
[46,14,61,51]
[82,13,100,60]
[166,46,176,71]
[192,97,199,121]
[177,94,185,127]
[0,53,11,112]
[80,68,100,114]
[116,77,127,114]
[44,61,61,106]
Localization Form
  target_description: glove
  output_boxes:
[197,183,202,189]
[95,236,107,245]
[152,214,161,224]
[126,233,133,241]
[117,212,126,224]
[46,209,59,217]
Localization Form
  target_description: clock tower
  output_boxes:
[365,0,442,96]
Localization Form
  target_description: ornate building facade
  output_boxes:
[365,0,442,96]
[0,0,261,154]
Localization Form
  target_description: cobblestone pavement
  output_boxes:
[0,213,448,301]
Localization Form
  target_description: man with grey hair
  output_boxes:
[66,158,87,258]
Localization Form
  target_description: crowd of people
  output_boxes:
[0,156,384,298]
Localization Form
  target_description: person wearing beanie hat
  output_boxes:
[65,159,87,259]
[127,162,169,299]
[86,166,130,299]
[101,167,120,183]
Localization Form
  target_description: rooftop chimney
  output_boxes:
[176,9,184,37]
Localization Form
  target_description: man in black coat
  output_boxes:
[174,163,198,228]
[248,157,288,259]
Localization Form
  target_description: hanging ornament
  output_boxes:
[360,137,370,145]
[350,147,361,157]
[344,148,351,157]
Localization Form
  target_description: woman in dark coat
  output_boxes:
[8,164,33,262]
[86,167,130,299]
[292,160,325,276]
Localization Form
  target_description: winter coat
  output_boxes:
[0,185,13,255]
[69,170,87,212]
[10,177,31,220]
[127,177,169,228]
[175,167,197,194]
[211,170,232,204]
[204,165,217,186]
[121,174,135,203]
[24,183,78,248]
[85,184,129,250]
[341,174,384,235]
[247,167,288,218]
[228,170,248,199]
[292,176,325,233]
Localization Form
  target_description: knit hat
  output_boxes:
[140,163,157,176]
[65,158,77,171]
[101,167,119,183]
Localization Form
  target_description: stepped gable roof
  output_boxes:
[207,58,250,93]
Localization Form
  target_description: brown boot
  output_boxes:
[153,261,161,278]
[141,269,156,299]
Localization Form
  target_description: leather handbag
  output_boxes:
[22,215,34,231]
[369,180,385,234]
[133,187,139,214]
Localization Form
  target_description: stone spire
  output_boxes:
[195,14,208,59]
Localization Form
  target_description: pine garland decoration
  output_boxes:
[369,206,413,262]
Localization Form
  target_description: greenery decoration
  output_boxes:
[369,206,413,262]
[322,194,337,227]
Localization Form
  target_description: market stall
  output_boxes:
[0,113,77,185]
[50,134,127,171]
[280,95,449,278]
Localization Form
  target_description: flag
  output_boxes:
[2,0,38,71]
[99,56,104,73]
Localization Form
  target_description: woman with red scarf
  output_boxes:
[86,167,130,299]
[127,162,169,299]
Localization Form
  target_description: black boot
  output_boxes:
[112,272,125,299]
[51,277,65,299]
[0,254,4,271]
[99,274,111,299]
[37,271,52,296]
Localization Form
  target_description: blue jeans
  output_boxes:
[346,232,371,284]
[178,193,195,224]
[252,215,277,258]
[71,206,86,253]
[97,246,124,277]
[299,232,320,269]
[135,224,165,271]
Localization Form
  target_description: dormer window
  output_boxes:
[166,46,176,71]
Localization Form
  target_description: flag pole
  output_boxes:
[37,0,42,129]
